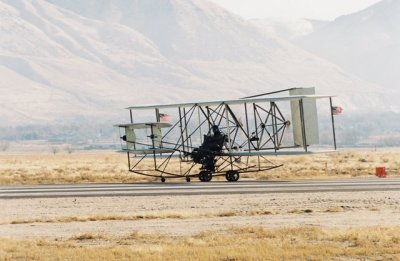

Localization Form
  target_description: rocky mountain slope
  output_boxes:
[298,0,400,90]
[0,0,394,126]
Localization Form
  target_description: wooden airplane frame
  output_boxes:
[115,88,338,182]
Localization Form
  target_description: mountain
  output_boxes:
[298,0,400,90]
[250,18,329,41]
[0,0,396,126]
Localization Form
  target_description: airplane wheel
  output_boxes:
[226,170,239,182]
[161,177,166,183]
[199,171,212,182]
[231,171,240,182]
[225,172,231,181]
[186,177,191,182]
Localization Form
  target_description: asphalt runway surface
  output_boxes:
[1,178,399,199]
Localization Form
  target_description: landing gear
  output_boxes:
[198,170,212,182]
[225,170,239,182]
[186,177,191,182]
[161,177,166,183]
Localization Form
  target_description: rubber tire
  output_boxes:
[225,171,232,181]
[198,173,204,182]
[199,171,212,182]
[230,171,239,182]
[226,170,240,182]
[203,172,212,182]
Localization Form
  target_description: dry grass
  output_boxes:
[258,150,400,180]
[0,152,152,185]
[3,210,276,225]
[69,233,106,241]
[0,150,399,185]
[1,226,399,260]
[6,213,192,225]
[325,207,345,213]
[5,205,378,226]
[287,208,314,214]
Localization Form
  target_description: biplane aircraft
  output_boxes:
[115,87,339,182]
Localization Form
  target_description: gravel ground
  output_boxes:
[1,191,399,240]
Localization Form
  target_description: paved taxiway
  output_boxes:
[1,178,399,199]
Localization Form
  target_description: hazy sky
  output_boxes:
[209,0,382,20]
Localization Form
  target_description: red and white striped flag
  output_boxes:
[331,106,343,115]
[159,113,172,122]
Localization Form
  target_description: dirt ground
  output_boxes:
[1,191,399,242]
[1,151,400,259]
[1,149,399,185]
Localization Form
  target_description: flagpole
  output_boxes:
[330,97,337,150]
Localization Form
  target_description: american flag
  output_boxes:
[159,113,172,122]
[331,106,343,115]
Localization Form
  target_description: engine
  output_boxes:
[190,125,227,172]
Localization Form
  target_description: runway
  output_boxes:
[1,178,399,199]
